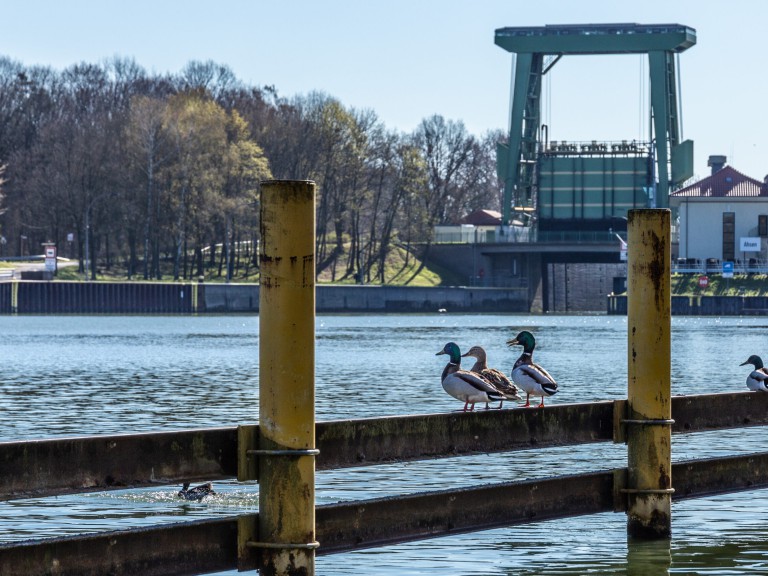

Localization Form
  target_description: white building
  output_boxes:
[670,156,768,268]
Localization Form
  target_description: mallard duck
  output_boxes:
[740,355,768,392]
[177,481,216,501]
[507,330,558,408]
[461,345,522,408]
[436,342,505,412]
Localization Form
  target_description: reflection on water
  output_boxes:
[627,540,671,576]
[2,314,768,574]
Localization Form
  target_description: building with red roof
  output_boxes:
[669,156,768,265]
[459,209,502,226]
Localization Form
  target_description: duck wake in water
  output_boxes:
[177,482,216,502]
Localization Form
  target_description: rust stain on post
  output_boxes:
[626,209,672,538]
[256,180,317,576]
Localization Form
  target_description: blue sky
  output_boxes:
[4,1,767,181]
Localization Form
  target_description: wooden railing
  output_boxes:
[2,392,768,575]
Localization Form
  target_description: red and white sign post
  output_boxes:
[42,243,57,273]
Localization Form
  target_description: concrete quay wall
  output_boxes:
[0,281,529,314]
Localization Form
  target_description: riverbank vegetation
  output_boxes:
[0,238,462,286]
[0,57,501,284]
[672,273,768,296]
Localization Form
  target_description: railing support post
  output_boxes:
[257,180,317,575]
[626,208,672,538]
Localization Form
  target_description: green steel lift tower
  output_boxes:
[495,23,696,227]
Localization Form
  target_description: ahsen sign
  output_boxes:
[740,237,762,252]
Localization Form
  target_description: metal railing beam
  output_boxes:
[2,393,768,501]
[5,453,768,575]
[0,428,238,501]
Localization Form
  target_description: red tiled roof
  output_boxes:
[671,165,768,198]
[460,209,502,225]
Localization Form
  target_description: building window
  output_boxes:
[723,212,735,261]
[759,215,768,237]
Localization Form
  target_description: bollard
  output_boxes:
[626,209,672,538]
[256,180,317,575]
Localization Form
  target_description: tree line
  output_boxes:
[0,56,503,282]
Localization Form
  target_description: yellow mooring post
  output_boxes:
[255,180,317,575]
[626,208,672,538]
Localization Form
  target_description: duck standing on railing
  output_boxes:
[436,342,505,412]
[177,481,216,501]
[507,331,558,408]
[461,345,522,409]
[739,355,768,392]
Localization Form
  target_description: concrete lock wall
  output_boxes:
[204,285,530,313]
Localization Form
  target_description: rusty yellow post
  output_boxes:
[256,180,317,575]
[626,208,672,538]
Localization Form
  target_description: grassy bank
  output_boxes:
[672,273,768,296]
[1,245,463,286]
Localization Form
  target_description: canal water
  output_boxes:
[2,314,768,574]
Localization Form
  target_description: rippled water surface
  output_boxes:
[2,314,768,574]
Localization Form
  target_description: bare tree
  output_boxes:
[126,96,172,278]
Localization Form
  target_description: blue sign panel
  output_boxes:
[723,261,734,278]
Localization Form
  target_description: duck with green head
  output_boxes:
[740,355,768,392]
[461,345,522,408]
[507,330,558,408]
[436,342,505,412]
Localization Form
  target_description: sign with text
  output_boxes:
[740,237,761,252]
[43,243,56,272]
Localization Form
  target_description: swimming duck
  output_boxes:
[436,342,505,411]
[507,330,558,408]
[461,345,522,408]
[177,481,216,501]
[739,355,768,392]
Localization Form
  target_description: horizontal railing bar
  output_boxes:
[6,451,768,575]
[674,451,768,499]
[0,402,615,501]
[0,428,239,501]
[671,391,768,434]
[0,472,616,575]
[321,450,768,554]
[315,400,614,469]
[0,517,238,576]
[2,392,768,501]
[315,470,615,555]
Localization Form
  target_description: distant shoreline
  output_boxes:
[0,281,532,315]
[6,281,768,315]
[607,294,768,315]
